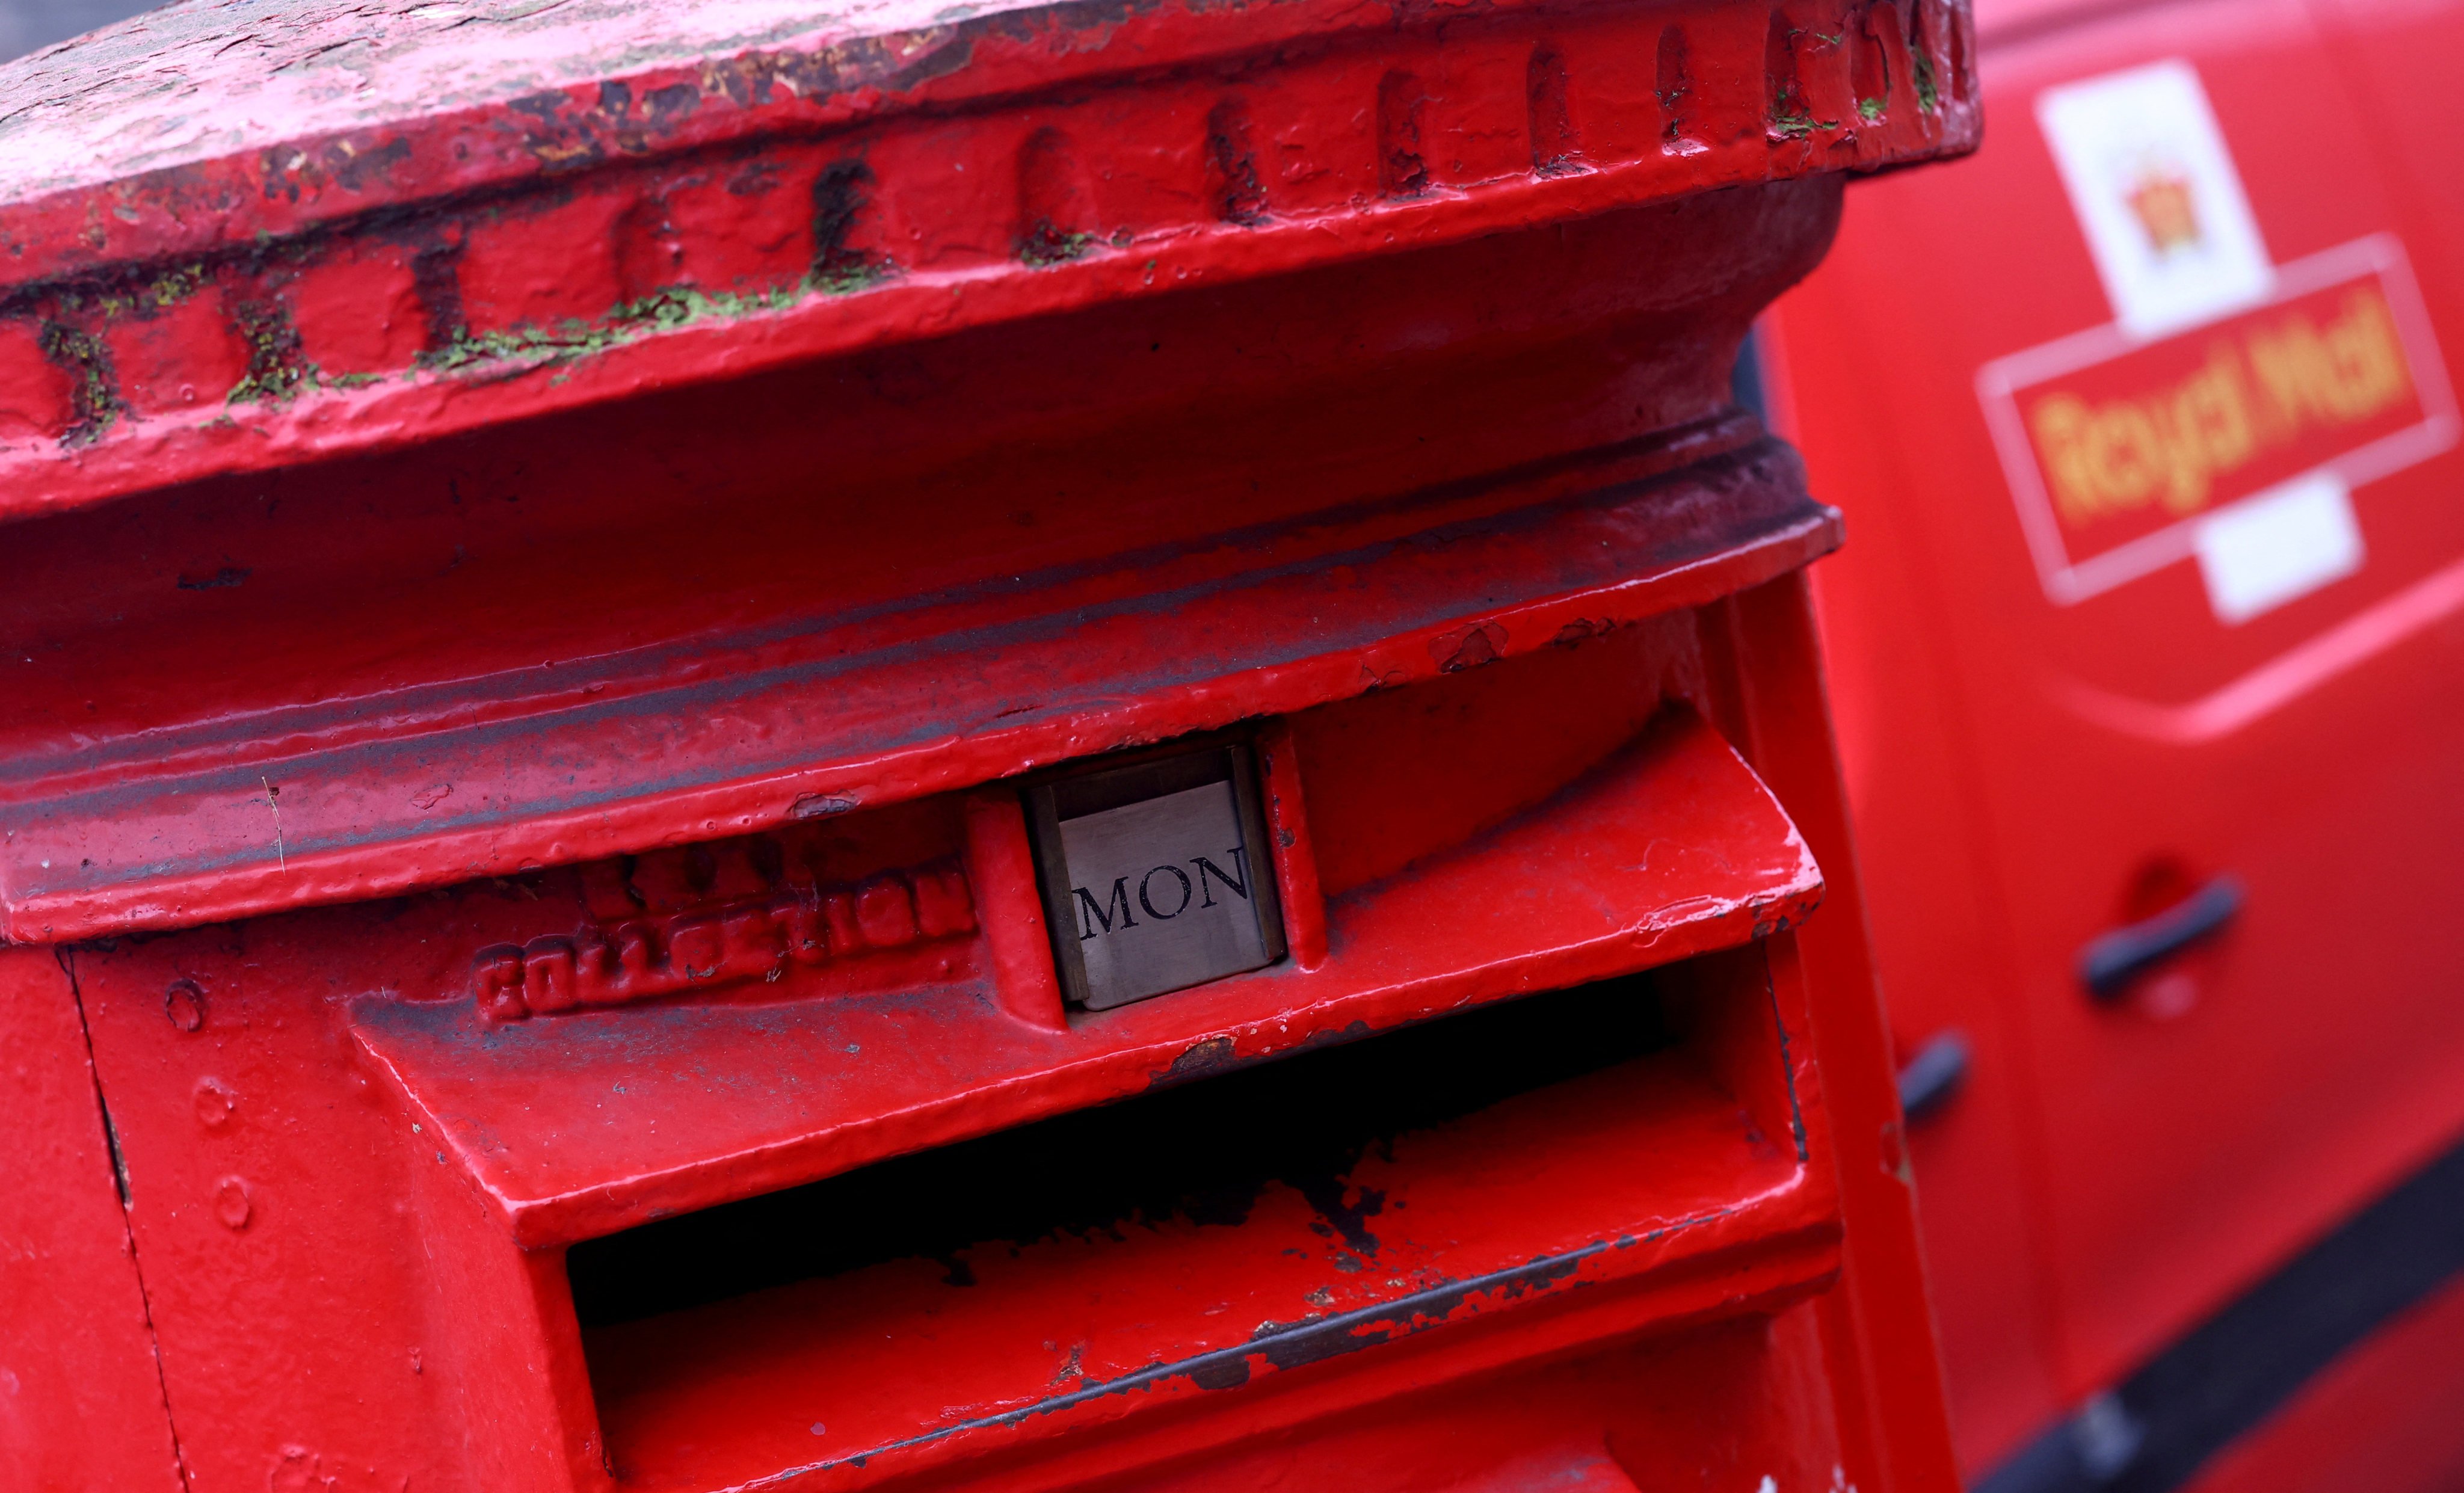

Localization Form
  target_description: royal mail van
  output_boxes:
[1754,0,2464,1489]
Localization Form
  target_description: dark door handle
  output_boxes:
[2079,875,2243,1001]
[1897,1030,1971,1124]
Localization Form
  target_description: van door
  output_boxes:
[1768,0,2464,1447]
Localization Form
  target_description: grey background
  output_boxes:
[2,0,158,61]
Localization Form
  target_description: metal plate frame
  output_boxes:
[1023,733,1289,1010]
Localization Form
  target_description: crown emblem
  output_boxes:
[2125,166,2202,255]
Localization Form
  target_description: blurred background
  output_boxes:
[10,0,2460,1491]
[0,0,140,60]
[1746,2,2464,1491]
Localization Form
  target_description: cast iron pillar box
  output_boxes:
[0,1,1977,1489]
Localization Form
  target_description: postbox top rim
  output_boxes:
[0,0,1079,207]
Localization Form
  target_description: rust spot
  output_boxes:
[1158,1035,1238,1085]
[1656,26,1693,144]
[809,158,877,291]
[1293,1175,1384,1255]
[508,90,568,123]
[34,319,121,446]
[229,298,308,404]
[325,135,411,193]
[407,232,467,353]
[1375,71,1429,197]
[1016,128,1097,266]
[260,147,309,205]
[1764,11,1831,140]
[1851,5,1894,121]
[727,159,783,197]
[644,82,701,126]
[788,792,858,820]
[1186,1356,1251,1389]
[1204,99,1267,226]
[176,565,251,591]
[511,88,611,170]
[1526,43,1579,173]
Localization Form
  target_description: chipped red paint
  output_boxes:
[0,0,1974,1490]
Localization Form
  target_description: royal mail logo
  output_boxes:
[1978,235,2460,609]
[472,860,976,1023]
[2027,279,2414,528]
[2125,166,2201,256]
[2037,59,2276,340]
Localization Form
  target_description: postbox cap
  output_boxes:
[0,0,1977,519]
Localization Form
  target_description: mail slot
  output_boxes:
[0,0,1977,1489]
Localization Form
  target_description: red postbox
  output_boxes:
[0,1,1975,1490]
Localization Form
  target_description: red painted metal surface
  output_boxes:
[0,947,183,1493]
[0,0,1977,1488]
[1763,0,2464,1476]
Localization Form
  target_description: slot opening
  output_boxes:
[571,970,1671,1329]
[570,947,1809,1488]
